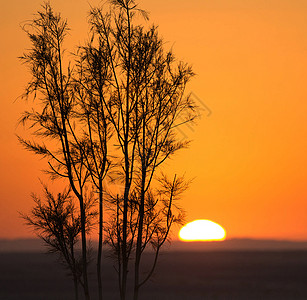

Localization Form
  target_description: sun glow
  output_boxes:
[179,220,226,241]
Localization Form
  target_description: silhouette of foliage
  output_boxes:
[87,1,196,299]
[21,185,97,300]
[19,3,109,299]
[20,1,197,300]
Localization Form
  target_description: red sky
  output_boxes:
[1,0,307,240]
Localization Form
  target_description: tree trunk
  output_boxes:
[121,185,129,300]
[97,180,103,300]
[73,275,79,300]
[80,198,91,300]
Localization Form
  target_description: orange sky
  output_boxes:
[1,0,307,240]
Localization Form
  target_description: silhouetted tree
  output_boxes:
[18,4,103,299]
[19,1,197,300]
[21,185,97,300]
[88,1,197,299]
[73,37,113,300]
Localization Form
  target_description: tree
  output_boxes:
[73,28,113,300]
[21,185,97,300]
[19,1,197,299]
[18,4,107,299]
[88,1,197,299]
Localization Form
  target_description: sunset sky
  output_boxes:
[1,0,307,241]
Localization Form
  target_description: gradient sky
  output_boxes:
[1,0,307,240]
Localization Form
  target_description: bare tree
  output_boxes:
[73,40,113,300]
[19,1,197,300]
[88,1,197,299]
[21,185,97,300]
[19,4,98,299]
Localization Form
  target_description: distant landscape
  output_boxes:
[1,239,307,299]
[2,238,307,252]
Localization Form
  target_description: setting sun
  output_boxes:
[179,220,226,242]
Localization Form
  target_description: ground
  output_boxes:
[1,251,307,299]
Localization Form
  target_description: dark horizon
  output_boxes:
[1,250,307,300]
[2,238,307,299]
[2,237,307,253]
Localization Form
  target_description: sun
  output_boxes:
[179,219,226,242]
